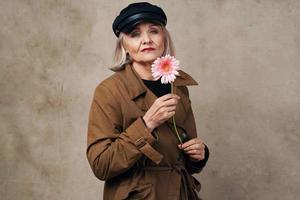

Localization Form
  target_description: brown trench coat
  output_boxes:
[87,63,207,200]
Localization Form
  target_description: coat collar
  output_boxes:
[118,63,198,100]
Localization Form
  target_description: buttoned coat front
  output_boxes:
[86,63,207,200]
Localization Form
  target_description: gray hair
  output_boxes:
[110,26,175,72]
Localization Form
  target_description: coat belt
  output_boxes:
[143,164,201,200]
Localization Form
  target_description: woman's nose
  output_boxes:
[142,33,152,44]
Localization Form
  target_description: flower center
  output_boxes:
[161,60,171,72]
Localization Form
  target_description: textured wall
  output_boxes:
[1,0,299,199]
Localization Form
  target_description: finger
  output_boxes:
[159,111,175,122]
[182,143,203,152]
[166,105,177,112]
[185,149,205,155]
[162,98,179,107]
[180,138,201,149]
[167,111,176,118]
[184,149,201,155]
[153,99,178,118]
[154,110,175,122]
[155,106,176,117]
[184,145,205,153]
[159,93,180,101]
[152,94,180,112]
[152,98,179,116]
[178,139,205,151]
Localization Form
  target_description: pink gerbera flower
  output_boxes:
[151,54,183,144]
[151,54,180,84]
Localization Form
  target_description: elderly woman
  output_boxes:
[86,2,209,200]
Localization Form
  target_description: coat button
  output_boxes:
[180,131,190,143]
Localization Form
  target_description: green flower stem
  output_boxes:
[171,83,183,144]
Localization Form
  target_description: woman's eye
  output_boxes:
[130,32,140,37]
[150,29,159,34]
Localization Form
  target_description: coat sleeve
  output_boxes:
[86,84,163,181]
[181,86,209,174]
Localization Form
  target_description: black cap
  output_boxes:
[112,2,167,37]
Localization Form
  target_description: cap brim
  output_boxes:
[121,18,164,34]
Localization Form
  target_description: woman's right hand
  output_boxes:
[142,94,180,132]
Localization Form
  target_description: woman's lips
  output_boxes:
[142,48,155,52]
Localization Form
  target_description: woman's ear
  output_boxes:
[126,52,132,61]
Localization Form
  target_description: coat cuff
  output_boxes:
[186,144,210,173]
[126,117,163,164]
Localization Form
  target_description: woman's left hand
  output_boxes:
[178,138,206,162]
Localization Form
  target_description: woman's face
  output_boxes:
[122,22,165,64]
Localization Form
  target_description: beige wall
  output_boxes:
[1,0,299,199]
